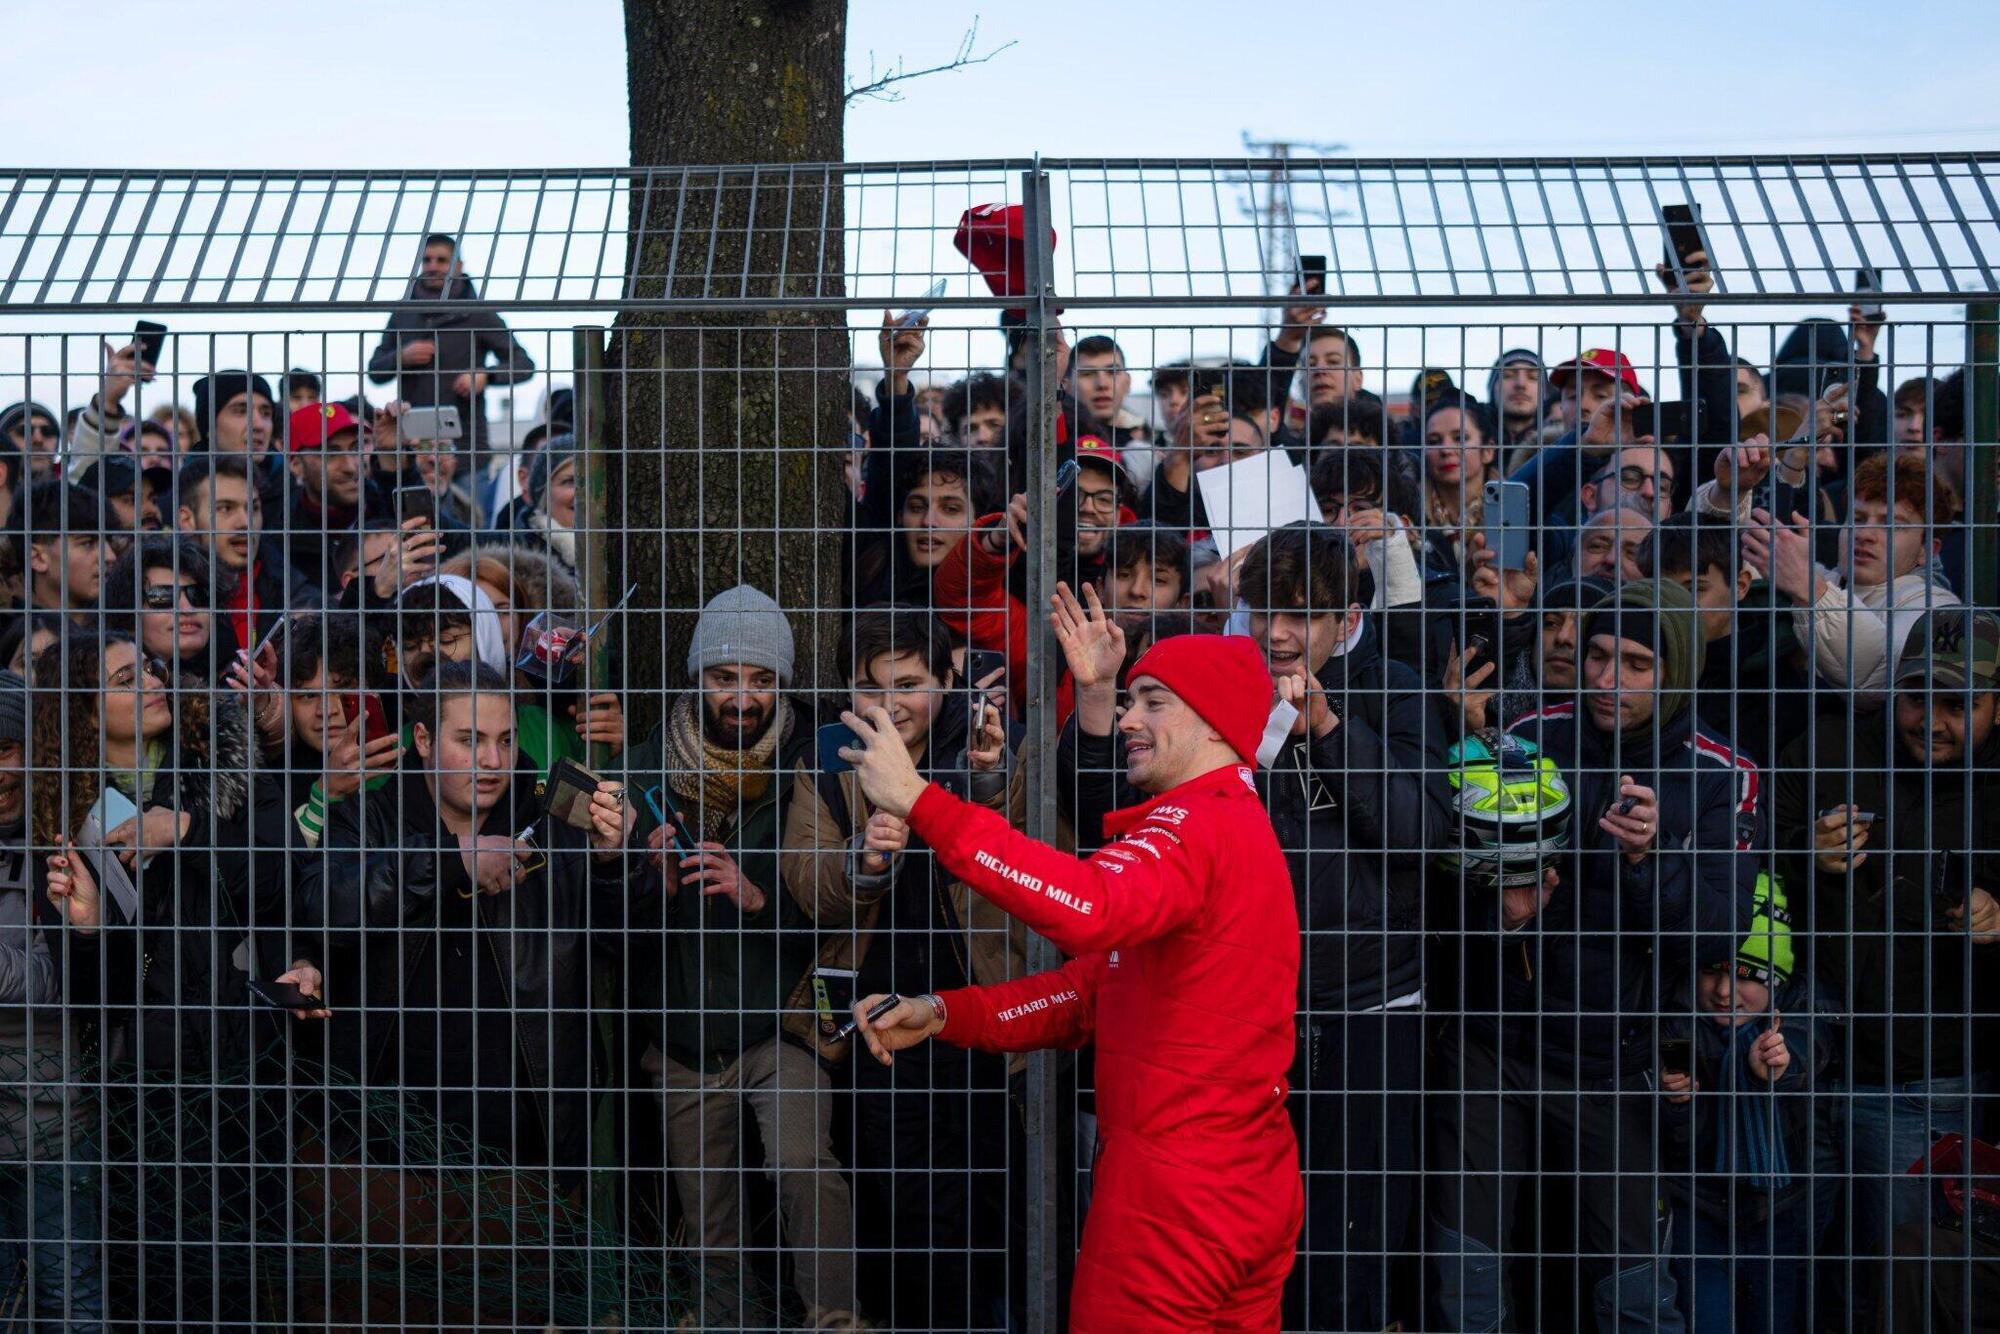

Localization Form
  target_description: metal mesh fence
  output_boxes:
[0,158,1994,1331]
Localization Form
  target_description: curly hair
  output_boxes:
[29,628,210,848]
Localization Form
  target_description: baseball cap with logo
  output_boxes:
[287,401,361,452]
[1072,435,1134,488]
[1894,608,2000,691]
[1548,348,1645,397]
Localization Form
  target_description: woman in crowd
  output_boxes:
[1417,394,1500,580]
[34,630,310,1326]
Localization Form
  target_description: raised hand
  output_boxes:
[836,707,929,818]
[45,838,100,933]
[1050,581,1127,692]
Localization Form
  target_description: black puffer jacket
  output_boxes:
[1264,620,1449,1012]
[291,764,651,1167]
[44,697,294,1076]
[1473,581,1762,1078]
[1772,708,2000,1085]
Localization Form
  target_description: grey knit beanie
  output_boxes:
[527,434,578,507]
[686,585,795,685]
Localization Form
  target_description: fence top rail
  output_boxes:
[1,156,1995,314]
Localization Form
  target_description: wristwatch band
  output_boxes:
[921,992,947,1029]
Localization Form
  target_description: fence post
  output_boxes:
[1970,302,1998,606]
[574,324,615,758]
[1019,162,1064,1334]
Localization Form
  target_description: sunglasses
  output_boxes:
[141,582,208,611]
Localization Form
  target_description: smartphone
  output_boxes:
[1658,1034,1693,1073]
[1659,203,1709,288]
[134,320,167,365]
[817,721,862,776]
[639,786,698,857]
[250,612,288,663]
[398,405,462,442]
[1188,366,1231,404]
[1645,399,1705,443]
[337,691,390,740]
[897,277,949,330]
[395,484,438,528]
[247,977,317,1010]
[1855,266,1886,321]
[1482,480,1531,572]
[1297,253,1328,295]
[964,647,1007,736]
[1931,848,1967,911]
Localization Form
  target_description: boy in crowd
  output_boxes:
[1659,873,1827,1333]
[780,608,1023,1332]
[1745,451,1961,703]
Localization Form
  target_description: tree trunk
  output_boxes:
[613,0,848,727]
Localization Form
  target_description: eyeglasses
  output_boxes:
[1075,486,1119,515]
[1602,465,1670,492]
[104,658,168,690]
[141,581,207,611]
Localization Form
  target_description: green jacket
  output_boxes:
[622,716,814,1074]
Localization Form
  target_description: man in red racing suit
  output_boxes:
[839,601,1303,1332]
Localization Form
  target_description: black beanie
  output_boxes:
[191,372,274,444]
[1579,579,1702,732]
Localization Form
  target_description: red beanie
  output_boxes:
[1123,634,1274,769]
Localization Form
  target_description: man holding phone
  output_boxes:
[620,586,869,1329]
[63,322,166,470]
[839,627,1303,1333]
[280,401,391,594]
[1433,578,1758,1331]
[1773,609,2000,1286]
[366,234,536,459]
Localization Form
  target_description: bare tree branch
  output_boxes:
[845,16,1017,104]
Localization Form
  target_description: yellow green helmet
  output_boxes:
[1443,728,1572,887]
[1734,870,1795,985]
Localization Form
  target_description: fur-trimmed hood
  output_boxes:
[160,683,254,824]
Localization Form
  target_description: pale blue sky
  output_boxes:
[8,0,1998,165]
[1,0,1993,411]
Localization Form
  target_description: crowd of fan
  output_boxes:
[0,232,1992,1331]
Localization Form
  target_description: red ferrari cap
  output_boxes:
[1548,348,1644,397]
[288,401,361,452]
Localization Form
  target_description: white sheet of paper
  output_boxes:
[1196,450,1317,556]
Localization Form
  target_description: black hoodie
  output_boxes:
[366,272,536,452]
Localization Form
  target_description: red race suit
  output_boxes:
[906,762,1303,1332]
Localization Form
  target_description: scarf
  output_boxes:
[1709,1018,1793,1192]
[662,693,790,837]
[527,509,578,572]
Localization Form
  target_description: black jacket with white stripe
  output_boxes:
[1459,697,1762,1080]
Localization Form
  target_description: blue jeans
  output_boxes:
[1667,1204,1807,1334]
[1840,1073,1993,1254]
[0,1161,103,1332]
